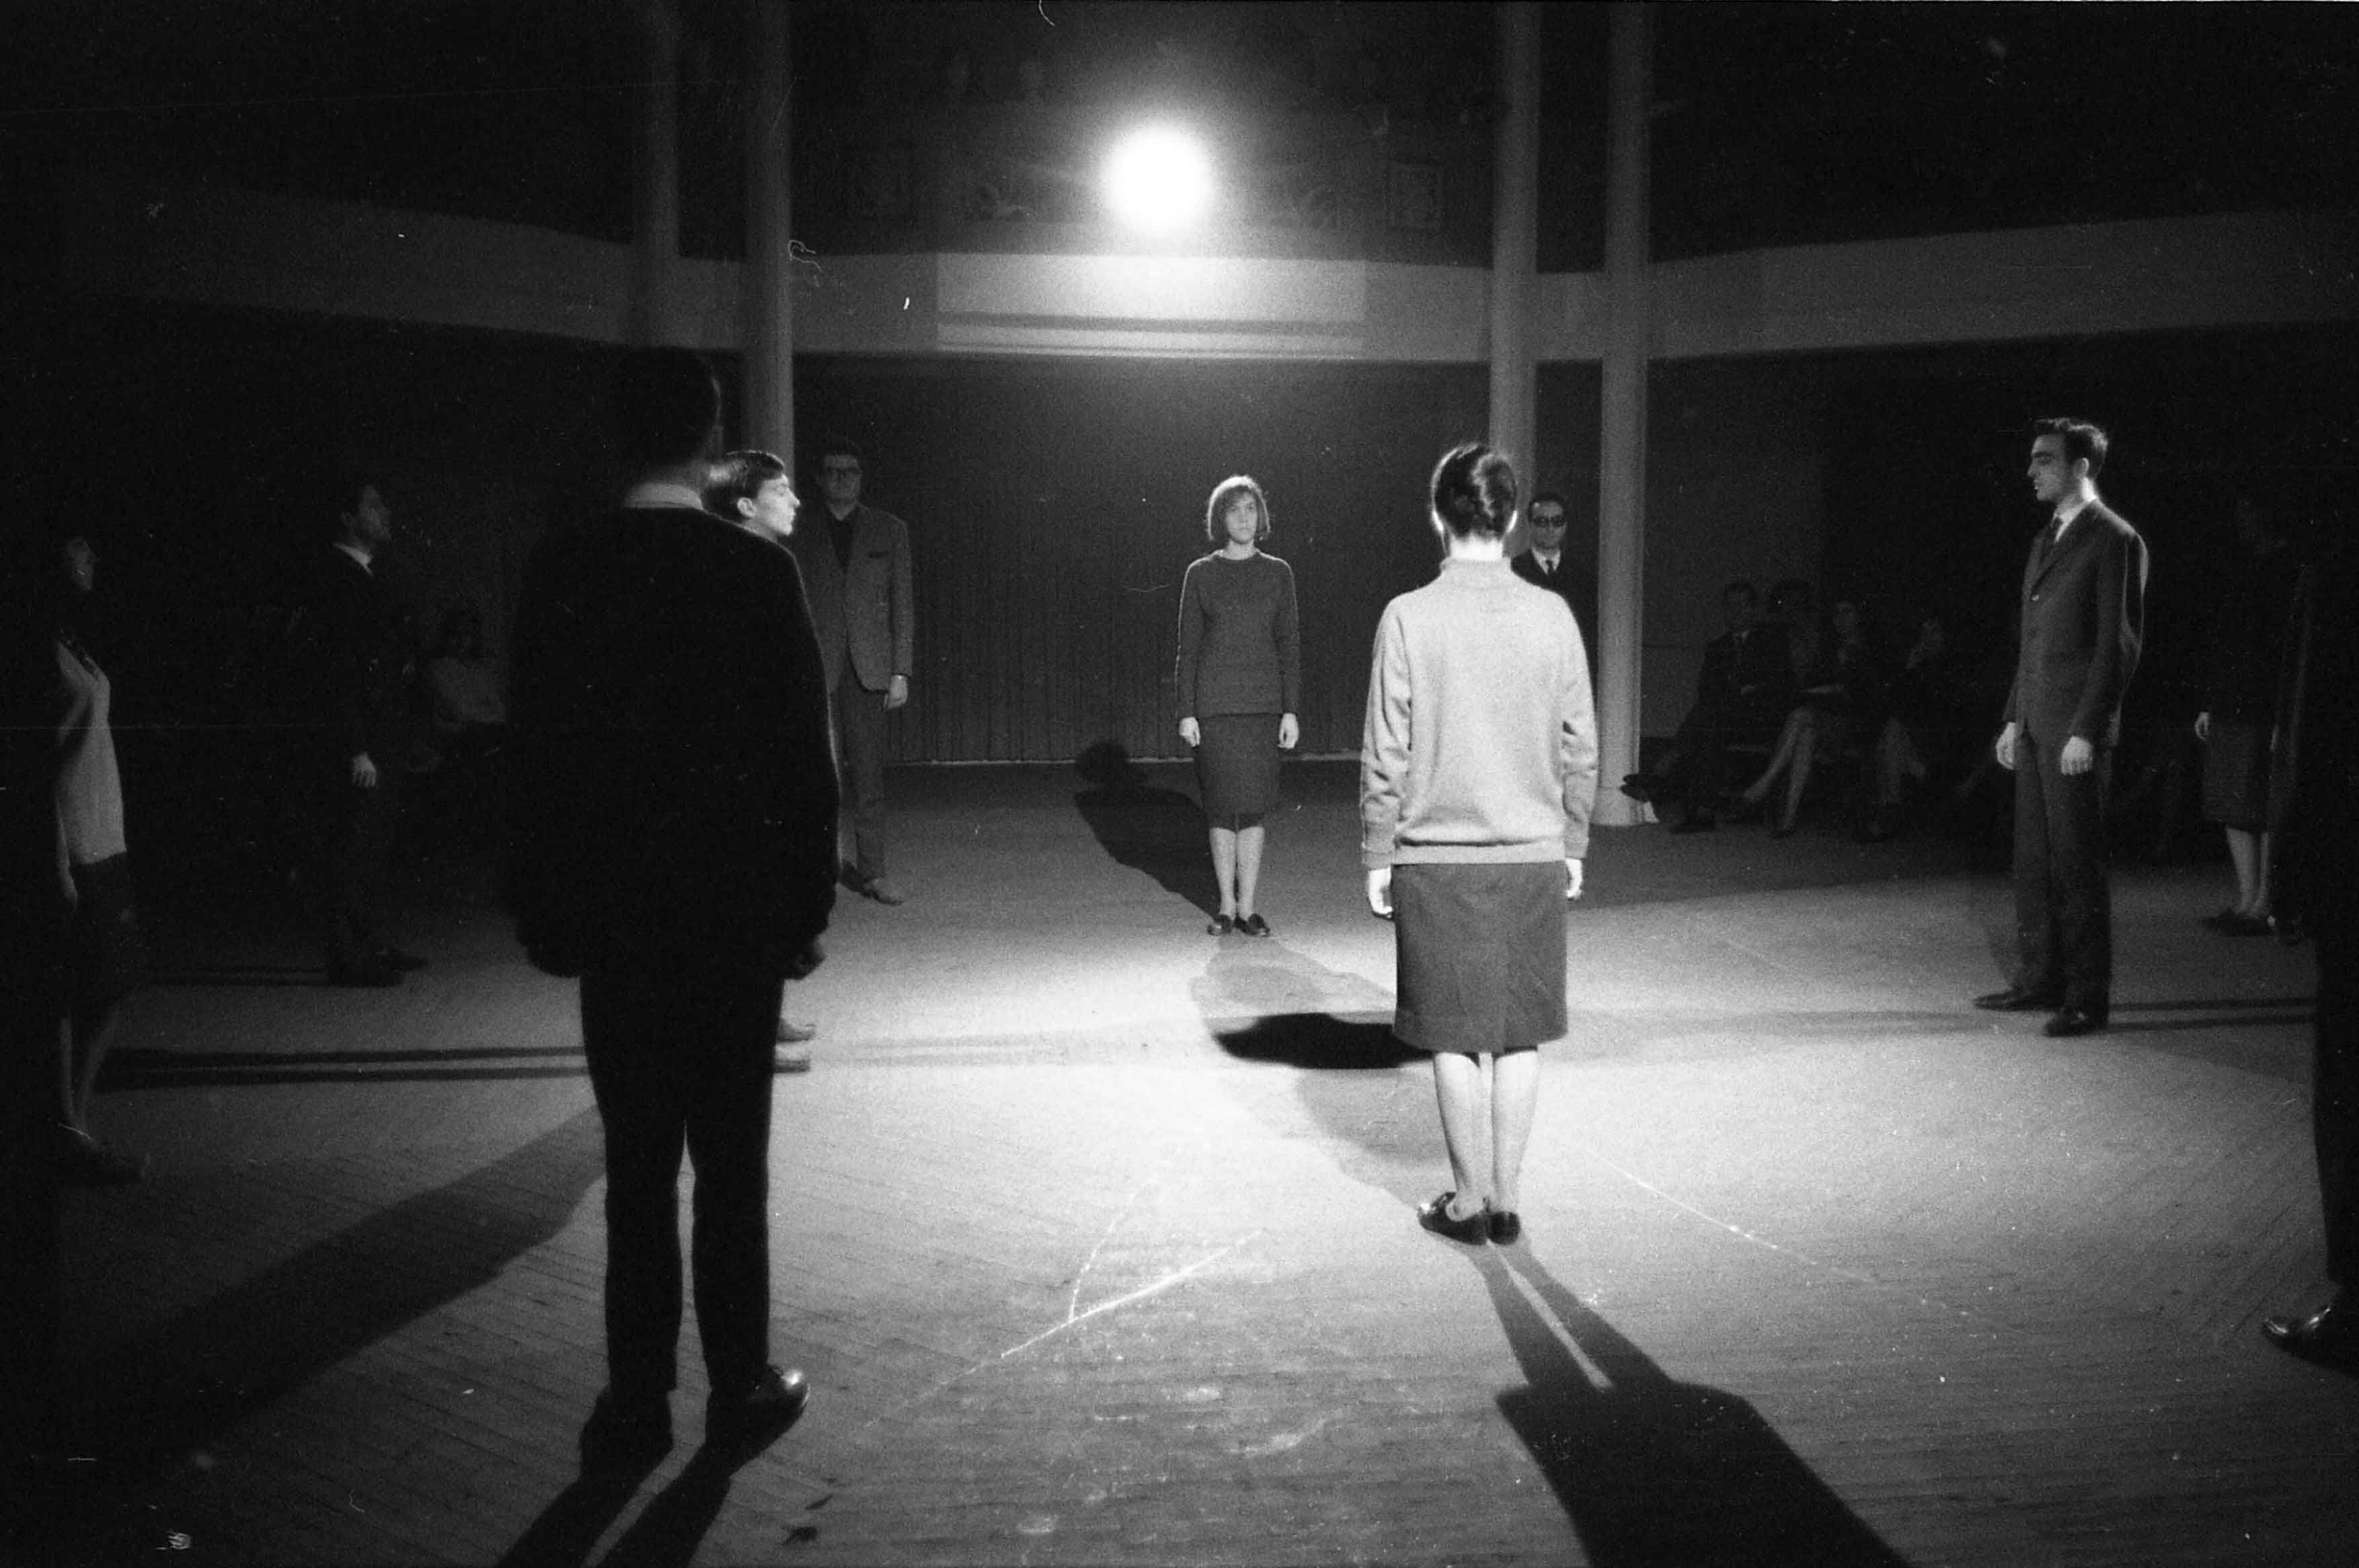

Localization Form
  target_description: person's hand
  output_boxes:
[1277,713,1299,750]
[2194,711,2212,742]
[885,674,909,711]
[1365,865,1393,919]
[351,752,379,788]
[1178,717,1201,747]
[1565,859,1584,900]
[1994,722,2018,772]
[2059,735,2095,775]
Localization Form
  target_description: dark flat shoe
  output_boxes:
[2042,1005,2108,1038]
[1237,913,1271,938]
[1417,1192,1490,1246]
[1487,1209,1522,1245]
[2264,1301,2359,1370]
[1207,913,1235,935]
[707,1364,809,1451]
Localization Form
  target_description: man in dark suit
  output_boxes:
[288,473,420,986]
[505,349,837,1473]
[1631,580,1793,832]
[1511,490,1598,676]
[787,436,915,904]
[1974,418,2149,1037]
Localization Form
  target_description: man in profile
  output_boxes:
[1974,418,2148,1038]
[505,350,837,1473]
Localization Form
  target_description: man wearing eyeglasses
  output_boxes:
[789,436,916,904]
[1509,490,1598,678]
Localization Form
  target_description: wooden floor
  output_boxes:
[27,762,2356,1567]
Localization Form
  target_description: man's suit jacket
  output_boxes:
[1510,550,1598,670]
[2003,500,2149,748]
[1697,623,1794,728]
[789,504,915,694]
[291,547,413,768]
[503,504,837,978]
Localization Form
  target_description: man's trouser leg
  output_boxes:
[832,675,889,881]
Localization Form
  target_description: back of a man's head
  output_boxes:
[612,348,721,473]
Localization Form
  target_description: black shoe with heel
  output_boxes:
[1417,1192,1489,1245]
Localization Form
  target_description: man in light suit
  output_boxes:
[1974,418,2149,1037]
[1510,490,1598,678]
[789,436,915,905]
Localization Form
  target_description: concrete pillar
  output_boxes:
[1487,2,1541,502]
[629,0,683,346]
[1592,3,1652,826]
[743,0,794,469]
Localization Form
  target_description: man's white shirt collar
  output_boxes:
[2052,492,2096,536]
[332,541,373,573]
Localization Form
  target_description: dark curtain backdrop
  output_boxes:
[793,357,1490,762]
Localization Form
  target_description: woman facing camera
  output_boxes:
[1360,444,1597,1245]
[1175,475,1302,937]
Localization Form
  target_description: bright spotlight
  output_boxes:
[1104,127,1214,233]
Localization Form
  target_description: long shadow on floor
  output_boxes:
[498,1441,809,1568]
[70,1108,605,1489]
[1475,1247,1908,1567]
[1071,741,1220,916]
[102,1044,592,1090]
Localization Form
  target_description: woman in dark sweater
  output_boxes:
[1360,443,1596,1246]
[1175,475,1301,936]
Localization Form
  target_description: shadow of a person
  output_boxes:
[1194,939,1417,1072]
[1070,739,1220,916]
[1477,1248,1908,1568]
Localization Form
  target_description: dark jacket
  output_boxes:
[787,502,915,694]
[2003,500,2149,748]
[503,504,837,978]
[1698,621,1794,730]
[289,546,414,766]
[1510,549,1598,672]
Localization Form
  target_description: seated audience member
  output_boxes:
[1736,596,1888,836]
[1624,580,1793,832]
[1863,611,1977,840]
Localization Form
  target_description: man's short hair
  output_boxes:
[2034,416,2109,479]
[316,465,379,542]
[612,348,721,471]
[813,434,863,469]
[1529,489,1570,520]
[705,449,789,517]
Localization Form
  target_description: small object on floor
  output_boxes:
[1973,986,2060,1013]
[2262,1299,2358,1371]
[1486,1209,1522,1246]
[580,1392,672,1475]
[1667,812,1716,834]
[2042,1005,2107,1038]
[58,1128,147,1187]
[375,947,428,972]
[773,1044,812,1074]
[1416,1191,1490,1246]
[777,1017,818,1044]
[1207,912,1235,935]
[861,876,906,906]
[706,1364,809,1451]
[327,957,401,988]
[1237,912,1272,938]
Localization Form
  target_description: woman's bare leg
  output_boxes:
[1432,1052,1491,1216]
[1235,821,1266,918]
[1490,1050,1541,1212]
[1208,825,1238,916]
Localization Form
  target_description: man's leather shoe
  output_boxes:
[777,1017,818,1044]
[862,876,906,906]
[2263,1300,2359,1369]
[1619,773,1660,803]
[580,1392,672,1475]
[707,1365,809,1451]
[2042,1005,2107,1037]
[1972,986,2060,1012]
[773,1044,812,1074]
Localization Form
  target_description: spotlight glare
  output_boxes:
[1104,127,1213,233]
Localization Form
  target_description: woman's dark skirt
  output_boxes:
[68,853,145,1012]
[1196,712,1282,822]
[2202,718,2288,830]
[1392,860,1568,1056]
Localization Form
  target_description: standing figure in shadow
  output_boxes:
[1175,474,1301,938]
[1360,442,1598,1246]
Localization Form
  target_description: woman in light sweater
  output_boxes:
[1175,475,1302,936]
[1360,443,1597,1245]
